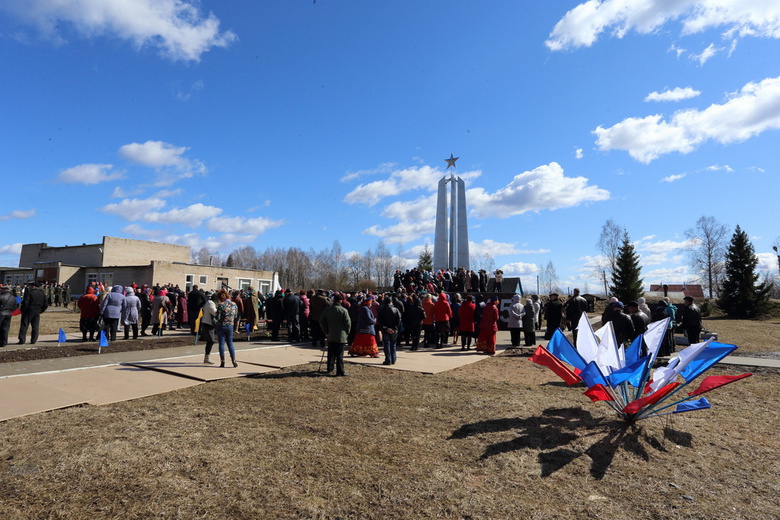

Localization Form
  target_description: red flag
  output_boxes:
[12,309,21,316]
[584,384,614,402]
[688,373,752,396]
[623,382,680,414]
[529,346,582,386]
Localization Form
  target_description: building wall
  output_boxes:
[19,242,102,268]
[102,236,190,266]
[151,261,275,292]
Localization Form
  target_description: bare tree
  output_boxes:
[596,219,624,296]
[684,216,728,299]
[346,252,366,289]
[374,241,393,288]
[194,247,214,265]
[539,260,559,294]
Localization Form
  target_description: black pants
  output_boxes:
[686,328,701,345]
[123,323,139,339]
[523,325,536,346]
[202,323,216,355]
[269,319,282,341]
[310,320,325,347]
[509,327,522,347]
[0,314,11,347]
[327,342,346,375]
[422,324,435,347]
[18,311,41,344]
[460,331,472,348]
[286,315,300,342]
[104,317,120,341]
[407,326,421,350]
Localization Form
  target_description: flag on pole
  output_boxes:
[575,313,599,364]
[584,384,615,402]
[98,330,108,354]
[579,361,608,388]
[674,397,711,414]
[679,342,738,382]
[545,329,587,371]
[623,382,680,414]
[58,328,67,345]
[12,296,21,316]
[529,346,582,385]
[607,356,650,387]
[688,373,752,397]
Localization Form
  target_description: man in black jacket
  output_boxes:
[678,296,703,345]
[0,285,19,347]
[18,283,48,344]
[187,285,206,335]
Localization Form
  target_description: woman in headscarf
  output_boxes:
[77,287,100,342]
[522,298,536,346]
[458,295,476,350]
[121,287,142,340]
[349,295,379,357]
[99,285,126,342]
[476,296,499,355]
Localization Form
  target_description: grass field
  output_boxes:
[1,307,778,519]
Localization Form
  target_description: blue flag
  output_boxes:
[246,322,251,334]
[625,335,644,365]
[607,355,650,387]
[99,330,109,348]
[674,397,711,414]
[579,361,608,389]
[58,328,67,343]
[679,342,738,382]
[546,329,587,371]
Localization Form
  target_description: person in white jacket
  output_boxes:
[508,294,524,347]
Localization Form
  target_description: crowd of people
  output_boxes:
[1,278,704,374]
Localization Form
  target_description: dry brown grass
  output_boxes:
[1,353,778,519]
[1,307,778,519]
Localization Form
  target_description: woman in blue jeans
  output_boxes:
[215,290,239,368]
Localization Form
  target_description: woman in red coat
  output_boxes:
[476,296,500,355]
[433,293,452,348]
[458,295,476,350]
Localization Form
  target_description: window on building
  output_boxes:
[199,275,208,285]
[87,273,98,287]
[24,274,33,283]
[185,274,194,292]
[100,273,113,287]
[258,280,271,295]
[237,278,252,290]
[3,275,12,285]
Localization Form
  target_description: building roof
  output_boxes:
[648,284,705,299]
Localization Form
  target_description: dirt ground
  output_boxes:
[0,310,778,519]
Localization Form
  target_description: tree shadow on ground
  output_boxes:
[450,407,682,479]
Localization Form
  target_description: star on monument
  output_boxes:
[445,153,459,169]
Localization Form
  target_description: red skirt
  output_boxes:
[349,333,379,357]
[476,329,496,355]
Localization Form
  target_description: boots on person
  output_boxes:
[204,354,214,365]
[219,356,225,368]
[231,356,238,368]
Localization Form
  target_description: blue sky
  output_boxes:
[1,1,779,292]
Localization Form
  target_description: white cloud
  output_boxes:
[340,162,397,183]
[58,163,123,184]
[468,240,550,257]
[380,195,437,222]
[594,75,780,163]
[111,186,143,198]
[0,209,36,221]
[546,0,780,52]
[692,42,720,65]
[206,216,284,235]
[705,164,734,172]
[499,262,539,277]
[467,162,610,218]
[0,243,23,255]
[101,197,168,220]
[101,198,222,226]
[343,165,482,207]
[661,174,686,183]
[5,0,236,62]
[119,140,206,185]
[635,237,693,266]
[645,87,702,102]
[575,148,584,159]
[363,220,436,245]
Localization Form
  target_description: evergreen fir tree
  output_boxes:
[609,231,644,303]
[717,225,773,318]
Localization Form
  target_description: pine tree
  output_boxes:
[717,225,773,318]
[418,244,433,272]
[609,231,644,303]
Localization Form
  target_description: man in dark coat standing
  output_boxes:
[0,285,19,347]
[678,296,703,345]
[309,289,330,348]
[564,288,588,344]
[266,290,285,341]
[187,285,206,335]
[18,282,48,344]
[319,293,351,376]
[283,289,302,342]
[543,293,563,340]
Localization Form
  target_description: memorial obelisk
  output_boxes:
[433,154,469,271]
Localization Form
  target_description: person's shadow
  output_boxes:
[449,407,688,479]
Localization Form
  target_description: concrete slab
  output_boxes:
[0,377,87,422]
[718,356,780,369]
[239,346,324,369]
[124,355,276,381]
[345,344,512,374]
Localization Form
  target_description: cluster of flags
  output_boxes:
[530,314,752,422]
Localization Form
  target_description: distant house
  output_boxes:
[1,236,279,295]
[647,284,705,300]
